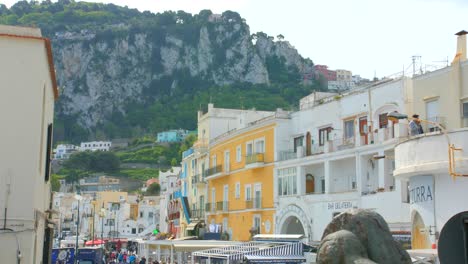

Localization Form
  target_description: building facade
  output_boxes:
[393,30,468,249]
[0,25,59,264]
[274,78,413,242]
[80,141,112,152]
[205,111,290,241]
[54,144,79,159]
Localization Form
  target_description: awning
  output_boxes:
[244,255,306,263]
[185,221,201,231]
[174,243,235,252]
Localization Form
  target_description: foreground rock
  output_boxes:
[317,209,411,264]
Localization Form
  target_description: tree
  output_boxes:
[171,158,178,167]
[146,183,161,195]
[51,174,62,192]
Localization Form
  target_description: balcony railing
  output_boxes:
[216,201,229,212]
[329,137,355,152]
[277,151,296,161]
[190,209,205,219]
[205,203,215,212]
[206,165,223,177]
[311,144,324,155]
[191,174,201,184]
[246,153,264,164]
[424,116,446,132]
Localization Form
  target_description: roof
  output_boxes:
[192,241,304,261]
[0,25,59,100]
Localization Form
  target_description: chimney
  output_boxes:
[453,30,467,63]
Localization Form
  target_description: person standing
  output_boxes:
[409,114,424,136]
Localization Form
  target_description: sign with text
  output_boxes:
[327,201,356,211]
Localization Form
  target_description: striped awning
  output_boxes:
[244,255,306,263]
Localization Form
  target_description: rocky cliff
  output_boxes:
[1,2,319,141]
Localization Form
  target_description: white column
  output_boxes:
[324,161,331,193]
[297,166,306,195]
[378,150,385,189]
[356,154,363,194]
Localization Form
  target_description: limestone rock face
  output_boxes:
[317,209,411,264]
[51,12,315,129]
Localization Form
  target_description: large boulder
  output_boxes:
[317,209,411,264]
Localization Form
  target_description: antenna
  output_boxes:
[411,55,421,76]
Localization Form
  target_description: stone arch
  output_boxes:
[373,104,400,126]
[275,204,312,241]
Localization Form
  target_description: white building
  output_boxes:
[80,141,112,152]
[54,144,79,159]
[274,78,413,242]
[0,25,59,264]
[393,30,468,250]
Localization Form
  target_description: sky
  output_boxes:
[3,0,468,79]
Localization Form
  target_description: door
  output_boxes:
[254,183,262,209]
[306,174,315,194]
[426,100,439,131]
[306,132,311,156]
[359,116,368,145]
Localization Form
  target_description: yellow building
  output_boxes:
[206,112,290,241]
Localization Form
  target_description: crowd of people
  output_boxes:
[105,251,162,264]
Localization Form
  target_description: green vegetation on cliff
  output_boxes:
[1,1,325,144]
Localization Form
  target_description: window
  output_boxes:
[255,139,265,153]
[44,124,53,181]
[235,182,240,199]
[212,155,217,168]
[106,219,115,226]
[224,150,230,172]
[277,167,297,196]
[463,102,468,117]
[294,136,304,153]
[246,142,253,156]
[138,228,144,233]
[245,184,252,201]
[319,127,332,146]
[379,113,388,128]
[140,212,143,218]
[344,119,355,139]
[253,215,261,233]
[148,212,154,219]
[236,145,242,162]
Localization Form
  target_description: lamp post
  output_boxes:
[74,194,83,264]
[100,202,105,249]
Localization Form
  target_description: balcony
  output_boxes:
[216,201,229,212]
[311,144,324,155]
[191,174,201,185]
[190,209,205,219]
[245,197,262,210]
[277,151,296,161]
[245,153,265,169]
[329,137,355,152]
[424,116,446,132]
[206,165,223,177]
[205,203,215,213]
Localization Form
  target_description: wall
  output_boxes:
[0,26,56,264]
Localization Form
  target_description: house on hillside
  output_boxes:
[0,25,59,264]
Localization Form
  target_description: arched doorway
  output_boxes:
[306,132,311,156]
[281,216,305,235]
[306,174,315,194]
[412,211,430,249]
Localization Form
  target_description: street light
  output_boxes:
[74,194,83,264]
